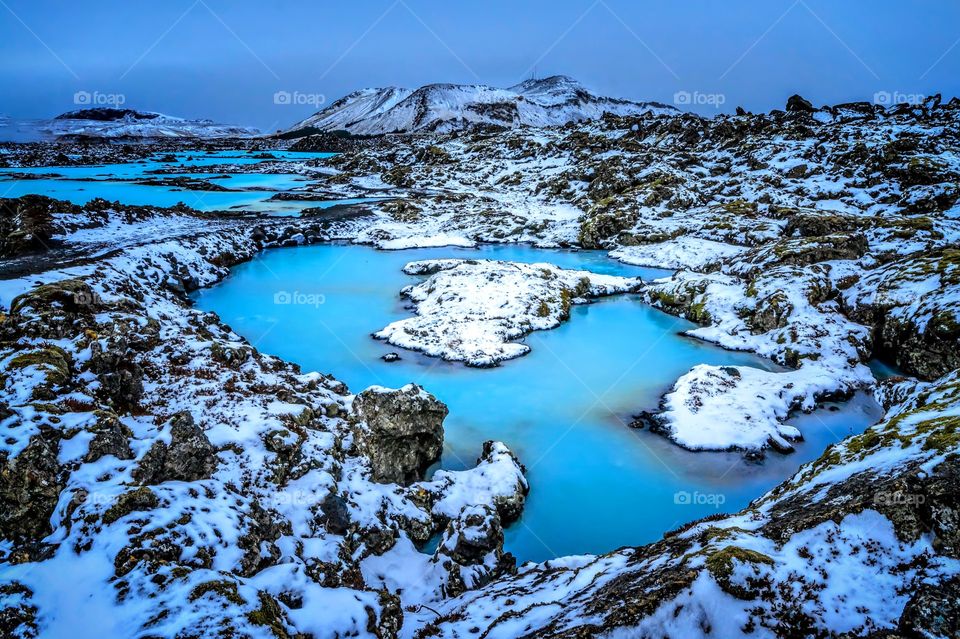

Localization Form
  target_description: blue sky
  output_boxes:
[1,0,958,131]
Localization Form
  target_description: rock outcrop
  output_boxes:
[132,412,218,485]
[0,431,64,544]
[0,195,59,258]
[351,384,448,484]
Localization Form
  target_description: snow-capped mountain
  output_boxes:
[40,108,259,139]
[284,75,675,136]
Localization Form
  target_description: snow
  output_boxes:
[610,237,747,271]
[38,111,258,139]
[374,259,642,365]
[377,233,477,250]
[285,76,675,136]
[658,364,808,452]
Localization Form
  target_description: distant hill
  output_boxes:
[41,108,258,139]
[282,75,675,137]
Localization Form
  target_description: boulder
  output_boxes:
[0,195,60,258]
[7,279,101,340]
[0,431,64,543]
[786,94,815,113]
[102,487,159,524]
[84,411,134,463]
[132,412,218,485]
[351,384,447,485]
[434,504,515,597]
[898,576,960,638]
[88,341,143,414]
[782,210,864,237]
[317,491,351,535]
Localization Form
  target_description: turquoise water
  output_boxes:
[0,150,374,214]
[193,243,883,563]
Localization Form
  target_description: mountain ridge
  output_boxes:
[283,75,676,136]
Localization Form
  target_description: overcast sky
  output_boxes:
[1,0,958,131]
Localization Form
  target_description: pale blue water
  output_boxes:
[193,243,883,563]
[0,150,378,214]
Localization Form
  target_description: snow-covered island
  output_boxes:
[1,90,959,638]
[375,258,642,366]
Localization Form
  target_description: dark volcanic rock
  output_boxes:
[0,195,62,258]
[88,340,144,413]
[782,210,865,237]
[435,504,515,597]
[317,491,351,535]
[0,431,64,544]
[898,575,960,638]
[351,384,447,485]
[84,411,134,463]
[786,94,815,113]
[7,278,100,340]
[102,487,159,524]
[877,312,960,381]
[133,412,218,485]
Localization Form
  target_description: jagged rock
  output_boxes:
[367,591,403,639]
[749,291,794,333]
[898,575,960,638]
[381,352,401,363]
[0,431,64,544]
[351,384,447,485]
[0,582,38,639]
[209,342,252,369]
[434,504,515,597]
[765,233,868,269]
[578,210,638,249]
[88,340,143,413]
[878,313,960,382]
[237,502,287,577]
[356,524,399,557]
[0,195,61,258]
[782,210,864,237]
[317,491,351,535]
[479,441,527,524]
[84,411,134,463]
[786,94,815,113]
[132,412,217,485]
[6,279,100,340]
[102,487,159,524]
[7,346,72,400]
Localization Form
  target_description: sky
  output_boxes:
[1,0,958,131]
